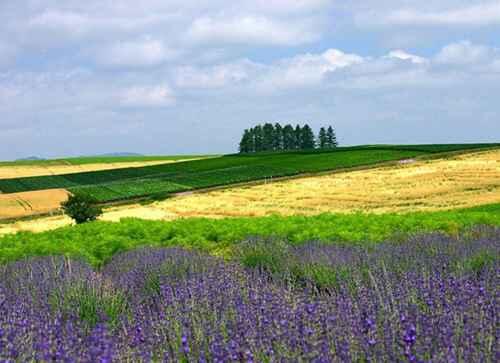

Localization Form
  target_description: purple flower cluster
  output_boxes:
[0,230,498,362]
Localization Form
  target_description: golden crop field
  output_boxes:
[0,150,498,236]
[0,189,69,219]
[0,159,198,179]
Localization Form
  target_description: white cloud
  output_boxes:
[175,60,256,88]
[25,9,164,44]
[119,85,175,108]
[250,0,330,14]
[260,49,364,89]
[386,50,428,64]
[435,41,495,65]
[186,15,319,46]
[28,10,91,36]
[374,3,500,27]
[94,39,177,68]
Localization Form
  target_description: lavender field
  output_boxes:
[1,228,498,362]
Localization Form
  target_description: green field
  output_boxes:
[0,144,498,203]
[0,155,212,167]
[0,204,498,267]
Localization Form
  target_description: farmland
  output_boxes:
[0,144,498,208]
[0,147,499,232]
[142,149,500,218]
[0,155,210,179]
[0,148,429,198]
[0,144,499,361]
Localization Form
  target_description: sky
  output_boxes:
[0,1,499,159]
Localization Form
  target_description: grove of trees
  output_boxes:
[239,123,338,153]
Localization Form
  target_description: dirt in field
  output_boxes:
[0,159,197,179]
[0,150,499,236]
[0,189,70,219]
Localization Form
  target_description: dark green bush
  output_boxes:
[62,193,103,224]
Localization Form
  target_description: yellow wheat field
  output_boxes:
[0,159,201,180]
[0,189,70,219]
[0,150,499,235]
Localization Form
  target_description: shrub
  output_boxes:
[62,193,103,224]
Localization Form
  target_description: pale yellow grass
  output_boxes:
[0,150,498,236]
[0,215,73,235]
[0,159,197,179]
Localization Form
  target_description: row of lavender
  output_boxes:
[1,228,498,362]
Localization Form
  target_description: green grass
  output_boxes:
[0,148,429,201]
[0,205,498,268]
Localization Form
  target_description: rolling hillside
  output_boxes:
[1,144,498,206]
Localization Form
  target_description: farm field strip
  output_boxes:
[0,157,208,180]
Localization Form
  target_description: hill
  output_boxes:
[0,144,498,207]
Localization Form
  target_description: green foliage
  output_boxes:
[296,264,354,292]
[300,124,316,149]
[0,205,498,268]
[71,179,189,202]
[62,194,103,224]
[318,127,327,149]
[326,126,338,148]
[235,239,291,274]
[50,281,129,330]
[462,251,497,275]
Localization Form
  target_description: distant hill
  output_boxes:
[15,156,45,161]
[85,152,144,157]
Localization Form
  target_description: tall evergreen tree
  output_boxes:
[262,123,275,151]
[253,125,264,152]
[294,125,302,149]
[282,124,295,150]
[318,127,327,149]
[326,126,338,148]
[239,129,251,153]
[273,123,283,151]
[248,127,256,152]
[301,124,315,149]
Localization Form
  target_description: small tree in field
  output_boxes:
[62,193,103,224]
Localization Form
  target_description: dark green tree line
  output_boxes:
[239,123,338,153]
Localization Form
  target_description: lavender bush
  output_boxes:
[0,229,498,362]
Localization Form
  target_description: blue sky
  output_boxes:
[1,0,499,159]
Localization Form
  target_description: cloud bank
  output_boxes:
[0,1,499,159]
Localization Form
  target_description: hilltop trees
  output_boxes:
[239,123,338,153]
[318,127,327,149]
[326,126,338,148]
